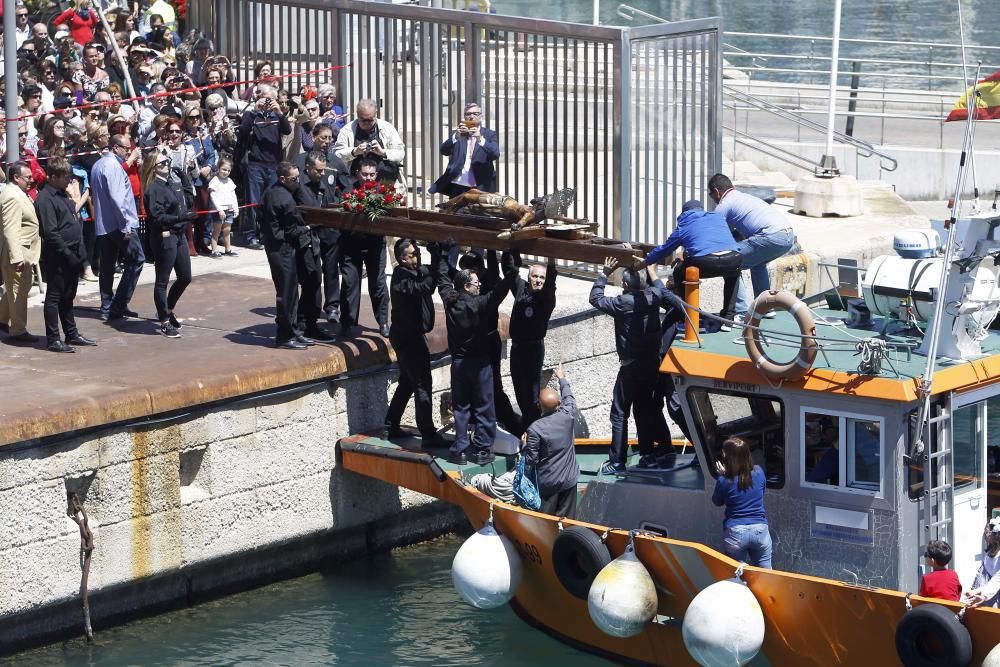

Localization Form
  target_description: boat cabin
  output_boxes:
[577,215,1000,593]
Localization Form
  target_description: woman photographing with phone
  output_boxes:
[712,436,772,568]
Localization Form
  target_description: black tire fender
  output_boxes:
[895,603,972,667]
[551,526,612,600]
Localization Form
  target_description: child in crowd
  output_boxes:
[919,539,962,601]
[208,156,239,257]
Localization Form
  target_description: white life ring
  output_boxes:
[743,290,817,382]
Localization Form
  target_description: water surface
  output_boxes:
[7,536,605,667]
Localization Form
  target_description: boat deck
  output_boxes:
[665,306,1000,400]
[342,429,704,491]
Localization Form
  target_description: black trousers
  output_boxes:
[317,228,341,319]
[510,339,545,430]
[608,360,659,466]
[450,355,495,456]
[296,240,322,330]
[339,233,388,328]
[672,251,742,320]
[540,486,577,519]
[151,230,192,322]
[385,332,435,436]
[41,250,80,344]
[98,230,145,316]
[264,243,300,344]
[488,332,521,435]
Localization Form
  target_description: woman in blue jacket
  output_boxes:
[712,436,772,568]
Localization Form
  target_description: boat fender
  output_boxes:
[982,641,1000,667]
[552,526,612,600]
[451,520,523,609]
[682,578,765,667]
[743,290,817,382]
[894,603,972,667]
[587,539,657,637]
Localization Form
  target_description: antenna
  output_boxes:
[957,0,981,213]
[908,1,982,461]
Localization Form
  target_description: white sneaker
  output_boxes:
[720,313,745,332]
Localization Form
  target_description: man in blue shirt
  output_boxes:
[642,199,742,326]
[91,135,144,321]
[708,174,794,320]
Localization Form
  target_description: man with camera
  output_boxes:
[260,162,315,350]
[333,99,405,188]
[236,83,292,250]
[429,102,500,198]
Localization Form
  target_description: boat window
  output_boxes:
[953,402,985,492]
[687,387,784,488]
[801,409,883,495]
[910,397,992,500]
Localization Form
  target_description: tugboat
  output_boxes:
[337,211,1000,666]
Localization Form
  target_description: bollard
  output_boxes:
[683,266,700,343]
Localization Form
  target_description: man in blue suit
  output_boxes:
[430,102,500,198]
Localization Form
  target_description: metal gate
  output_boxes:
[190,0,720,249]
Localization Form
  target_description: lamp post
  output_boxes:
[3,0,20,162]
[792,0,862,217]
[819,0,842,176]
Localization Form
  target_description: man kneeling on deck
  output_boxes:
[521,366,580,517]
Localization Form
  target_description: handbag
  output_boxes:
[513,455,541,511]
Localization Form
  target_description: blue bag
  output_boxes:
[513,455,541,510]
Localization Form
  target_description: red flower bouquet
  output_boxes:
[341,180,407,221]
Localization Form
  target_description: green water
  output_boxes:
[5,536,605,666]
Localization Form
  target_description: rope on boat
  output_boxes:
[855,338,889,375]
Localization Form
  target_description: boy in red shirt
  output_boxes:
[919,539,962,601]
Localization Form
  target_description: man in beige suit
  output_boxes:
[0,161,42,342]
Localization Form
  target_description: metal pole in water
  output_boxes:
[819,0,843,175]
[593,0,600,25]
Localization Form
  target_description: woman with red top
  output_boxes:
[54,0,99,47]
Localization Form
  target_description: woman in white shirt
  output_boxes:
[965,517,1000,608]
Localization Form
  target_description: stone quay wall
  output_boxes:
[0,300,623,654]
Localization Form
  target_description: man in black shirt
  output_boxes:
[437,242,517,466]
[384,239,444,447]
[36,157,97,353]
[293,152,337,342]
[509,253,557,429]
[259,162,313,350]
[338,160,389,337]
[589,258,669,474]
[457,248,521,435]
[237,84,292,249]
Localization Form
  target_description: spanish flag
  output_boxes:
[946,70,1000,121]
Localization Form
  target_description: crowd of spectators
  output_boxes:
[0,0,355,274]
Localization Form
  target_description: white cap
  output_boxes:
[54,30,70,41]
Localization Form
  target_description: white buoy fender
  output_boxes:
[682,578,765,667]
[587,542,658,637]
[451,521,523,609]
[983,642,1000,667]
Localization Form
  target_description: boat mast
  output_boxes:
[908,1,981,458]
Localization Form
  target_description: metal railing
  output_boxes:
[722,31,1000,91]
[189,0,721,248]
[724,85,897,171]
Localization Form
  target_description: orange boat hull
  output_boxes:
[339,435,1000,666]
